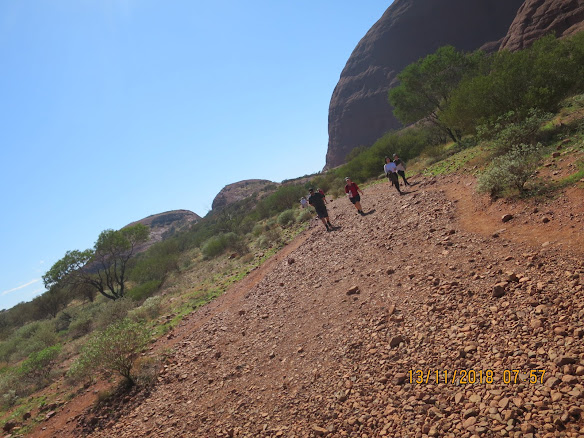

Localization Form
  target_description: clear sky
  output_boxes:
[0,0,392,311]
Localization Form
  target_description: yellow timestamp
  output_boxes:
[407,369,546,385]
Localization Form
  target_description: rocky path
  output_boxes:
[44,175,584,437]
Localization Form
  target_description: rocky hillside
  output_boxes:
[325,0,524,169]
[35,158,584,437]
[212,179,280,211]
[500,0,584,51]
[125,209,201,251]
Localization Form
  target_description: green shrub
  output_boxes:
[201,232,248,259]
[296,209,314,223]
[277,209,296,227]
[257,229,281,249]
[477,143,544,197]
[0,320,58,363]
[0,371,20,408]
[19,344,62,387]
[335,128,432,183]
[68,319,150,386]
[252,223,269,237]
[68,315,93,339]
[129,239,180,284]
[256,185,307,218]
[127,280,162,302]
[94,298,135,330]
[479,109,552,155]
[128,296,163,322]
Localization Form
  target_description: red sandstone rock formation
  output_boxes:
[325,0,524,169]
[500,0,584,51]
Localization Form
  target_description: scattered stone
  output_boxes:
[555,356,577,366]
[389,335,406,348]
[492,282,508,298]
[346,286,360,295]
[394,373,408,385]
[502,214,513,223]
[311,425,329,436]
[462,416,477,429]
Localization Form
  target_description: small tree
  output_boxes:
[389,46,483,142]
[43,224,150,301]
[69,319,150,387]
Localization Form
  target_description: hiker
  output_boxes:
[300,197,308,209]
[384,157,402,195]
[393,153,410,186]
[308,188,333,231]
[344,177,365,215]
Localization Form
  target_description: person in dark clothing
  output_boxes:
[308,188,333,231]
[393,153,410,186]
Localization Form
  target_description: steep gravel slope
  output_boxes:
[42,175,584,438]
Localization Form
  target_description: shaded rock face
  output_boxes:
[500,0,584,51]
[125,210,201,252]
[325,0,524,169]
[211,179,280,211]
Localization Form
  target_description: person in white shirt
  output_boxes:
[384,157,402,195]
[300,197,308,209]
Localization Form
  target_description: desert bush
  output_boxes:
[201,232,248,259]
[0,320,58,363]
[277,209,296,227]
[257,229,281,249]
[252,222,269,237]
[94,298,135,330]
[336,128,431,183]
[68,319,150,386]
[130,239,180,284]
[55,311,73,332]
[128,296,163,322]
[256,185,307,218]
[296,209,314,223]
[477,109,552,155]
[18,344,62,387]
[477,143,544,197]
[127,280,162,302]
[68,314,93,339]
[0,371,21,408]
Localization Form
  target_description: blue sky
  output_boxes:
[0,0,392,311]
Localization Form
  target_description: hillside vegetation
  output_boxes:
[0,33,584,436]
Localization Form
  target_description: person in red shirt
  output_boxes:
[317,188,327,204]
[344,177,365,215]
